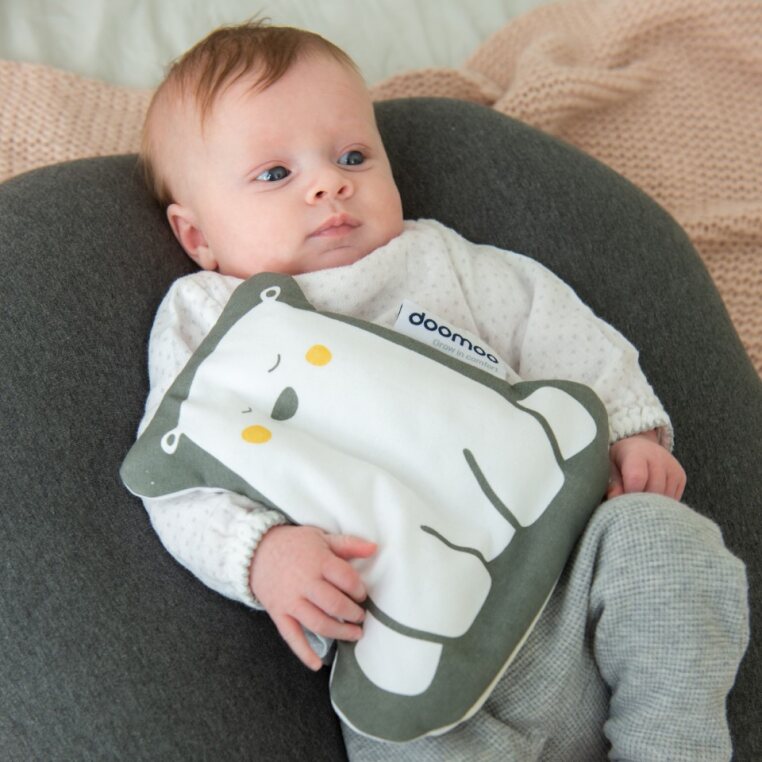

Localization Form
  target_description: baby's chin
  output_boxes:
[304,231,403,274]
[304,244,375,273]
[345,222,404,265]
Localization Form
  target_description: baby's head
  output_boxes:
[141,20,404,278]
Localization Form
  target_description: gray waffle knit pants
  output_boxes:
[342,494,749,761]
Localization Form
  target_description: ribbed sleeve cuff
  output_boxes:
[228,509,289,609]
[609,404,674,452]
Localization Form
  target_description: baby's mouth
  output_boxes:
[310,213,361,238]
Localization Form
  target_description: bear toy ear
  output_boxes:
[161,428,182,455]
[517,386,598,460]
[260,286,282,302]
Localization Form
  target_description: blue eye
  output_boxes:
[256,166,290,182]
[338,150,365,166]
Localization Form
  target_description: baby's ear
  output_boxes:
[166,203,217,270]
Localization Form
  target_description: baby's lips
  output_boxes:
[310,212,360,237]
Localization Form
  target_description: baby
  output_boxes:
[136,20,747,761]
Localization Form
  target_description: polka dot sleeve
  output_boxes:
[138,272,287,609]
[451,229,674,448]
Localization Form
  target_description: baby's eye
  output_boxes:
[256,166,290,182]
[338,150,365,167]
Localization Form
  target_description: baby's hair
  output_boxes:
[140,19,359,207]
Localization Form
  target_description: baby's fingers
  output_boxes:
[643,465,667,497]
[308,579,366,624]
[275,613,324,671]
[607,462,624,499]
[327,533,377,561]
[323,554,368,603]
[664,466,687,501]
[620,459,650,494]
[323,535,375,602]
[294,599,364,644]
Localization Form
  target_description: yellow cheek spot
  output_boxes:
[306,344,332,366]
[241,425,272,444]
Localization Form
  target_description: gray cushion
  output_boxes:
[1,97,759,759]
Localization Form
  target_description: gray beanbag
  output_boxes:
[1,98,759,759]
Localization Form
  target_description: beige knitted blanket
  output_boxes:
[1,0,760,374]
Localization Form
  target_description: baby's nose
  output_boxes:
[308,167,353,202]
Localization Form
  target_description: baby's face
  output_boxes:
[165,54,404,278]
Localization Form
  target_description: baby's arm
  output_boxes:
[249,526,376,670]
[143,489,287,605]
[142,273,375,667]
[460,237,674,449]
[607,429,686,500]
[140,273,287,606]
[463,244,683,499]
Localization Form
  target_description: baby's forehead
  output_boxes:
[150,55,374,189]
[207,61,372,133]
[150,93,197,154]
[144,86,206,192]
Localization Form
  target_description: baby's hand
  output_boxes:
[607,429,686,501]
[249,525,376,671]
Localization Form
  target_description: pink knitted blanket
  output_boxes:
[1,0,760,372]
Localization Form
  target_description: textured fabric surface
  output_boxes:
[371,0,762,375]
[0,0,759,374]
[1,99,760,758]
[343,495,749,761]
[0,59,151,178]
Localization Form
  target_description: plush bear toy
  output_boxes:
[122,273,609,741]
